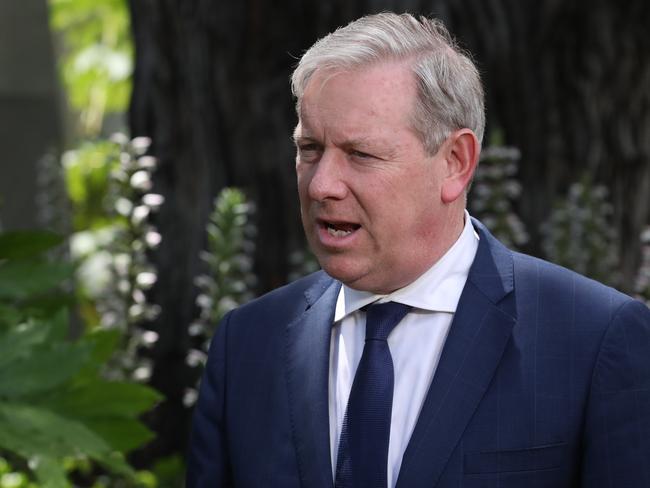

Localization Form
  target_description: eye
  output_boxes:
[296,143,322,163]
[350,150,374,160]
[299,143,319,152]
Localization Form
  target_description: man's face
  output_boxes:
[295,62,461,294]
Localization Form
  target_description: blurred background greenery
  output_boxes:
[0,0,649,486]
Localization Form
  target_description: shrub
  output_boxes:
[0,230,160,486]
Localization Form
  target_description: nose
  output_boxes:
[307,150,348,202]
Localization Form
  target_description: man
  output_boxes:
[187,12,650,487]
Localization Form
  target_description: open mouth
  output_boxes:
[322,220,361,238]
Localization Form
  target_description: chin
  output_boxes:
[321,263,390,293]
[318,257,366,287]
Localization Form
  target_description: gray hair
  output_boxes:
[291,12,485,154]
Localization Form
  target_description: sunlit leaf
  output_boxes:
[49,0,133,134]
[31,455,71,488]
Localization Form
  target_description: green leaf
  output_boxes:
[0,404,73,459]
[0,403,133,477]
[0,342,90,398]
[0,303,22,327]
[151,454,185,487]
[42,381,161,419]
[0,231,64,259]
[81,417,156,452]
[0,320,50,369]
[0,260,73,301]
[20,293,75,320]
[64,328,122,385]
[0,310,71,371]
[44,309,71,343]
[31,456,71,488]
[86,327,121,364]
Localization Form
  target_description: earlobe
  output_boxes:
[440,129,480,204]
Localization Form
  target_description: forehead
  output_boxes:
[297,62,418,137]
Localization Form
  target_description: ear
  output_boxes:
[440,129,480,204]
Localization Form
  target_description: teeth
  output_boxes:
[327,226,352,238]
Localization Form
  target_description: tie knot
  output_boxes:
[364,301,411,341]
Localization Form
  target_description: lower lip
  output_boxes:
[315,224,360,249]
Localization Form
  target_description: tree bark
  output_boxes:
[128,0,225,462]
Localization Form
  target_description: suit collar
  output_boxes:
[285,273,340,488]
[396,218,517,487]
[466,217,515,306]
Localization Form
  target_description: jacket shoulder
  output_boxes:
[229,269,334,324]
[511,251,634,318]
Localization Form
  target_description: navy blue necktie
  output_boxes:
[335,301,412,488]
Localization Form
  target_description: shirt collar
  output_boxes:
[334,210,479,321]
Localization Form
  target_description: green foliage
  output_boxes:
[187,189,256,406]
[0,230,161,487]
[0,231,64,260]
[49,0,132,136]
[541,175,619,286]
[63,140,120,231]
[470,137,528,250]
[0,261,73,304]
[99,134,162,328]
[0,456,38,488]
[193,188,256,336]
[147,456,185,488]
[66,135,162,383]
[46,1,167,484]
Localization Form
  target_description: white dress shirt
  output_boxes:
[328,212,479,487]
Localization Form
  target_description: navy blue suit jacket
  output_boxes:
[187,219,650,487]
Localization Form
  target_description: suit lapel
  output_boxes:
[285,274,340,488]
[396,220,518,488]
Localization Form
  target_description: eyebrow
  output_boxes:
[294,123,374,146]
[292,133,317,146]
[341,137,378,149]
[292,131,397,158]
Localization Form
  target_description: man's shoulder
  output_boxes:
[228,269,336,323]
[511,250,634,314]
[472,218,634,312]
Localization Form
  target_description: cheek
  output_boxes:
[386,179,440,236]
[296,170,310,200]
[409,165,442,206]
[384,170,438,210]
